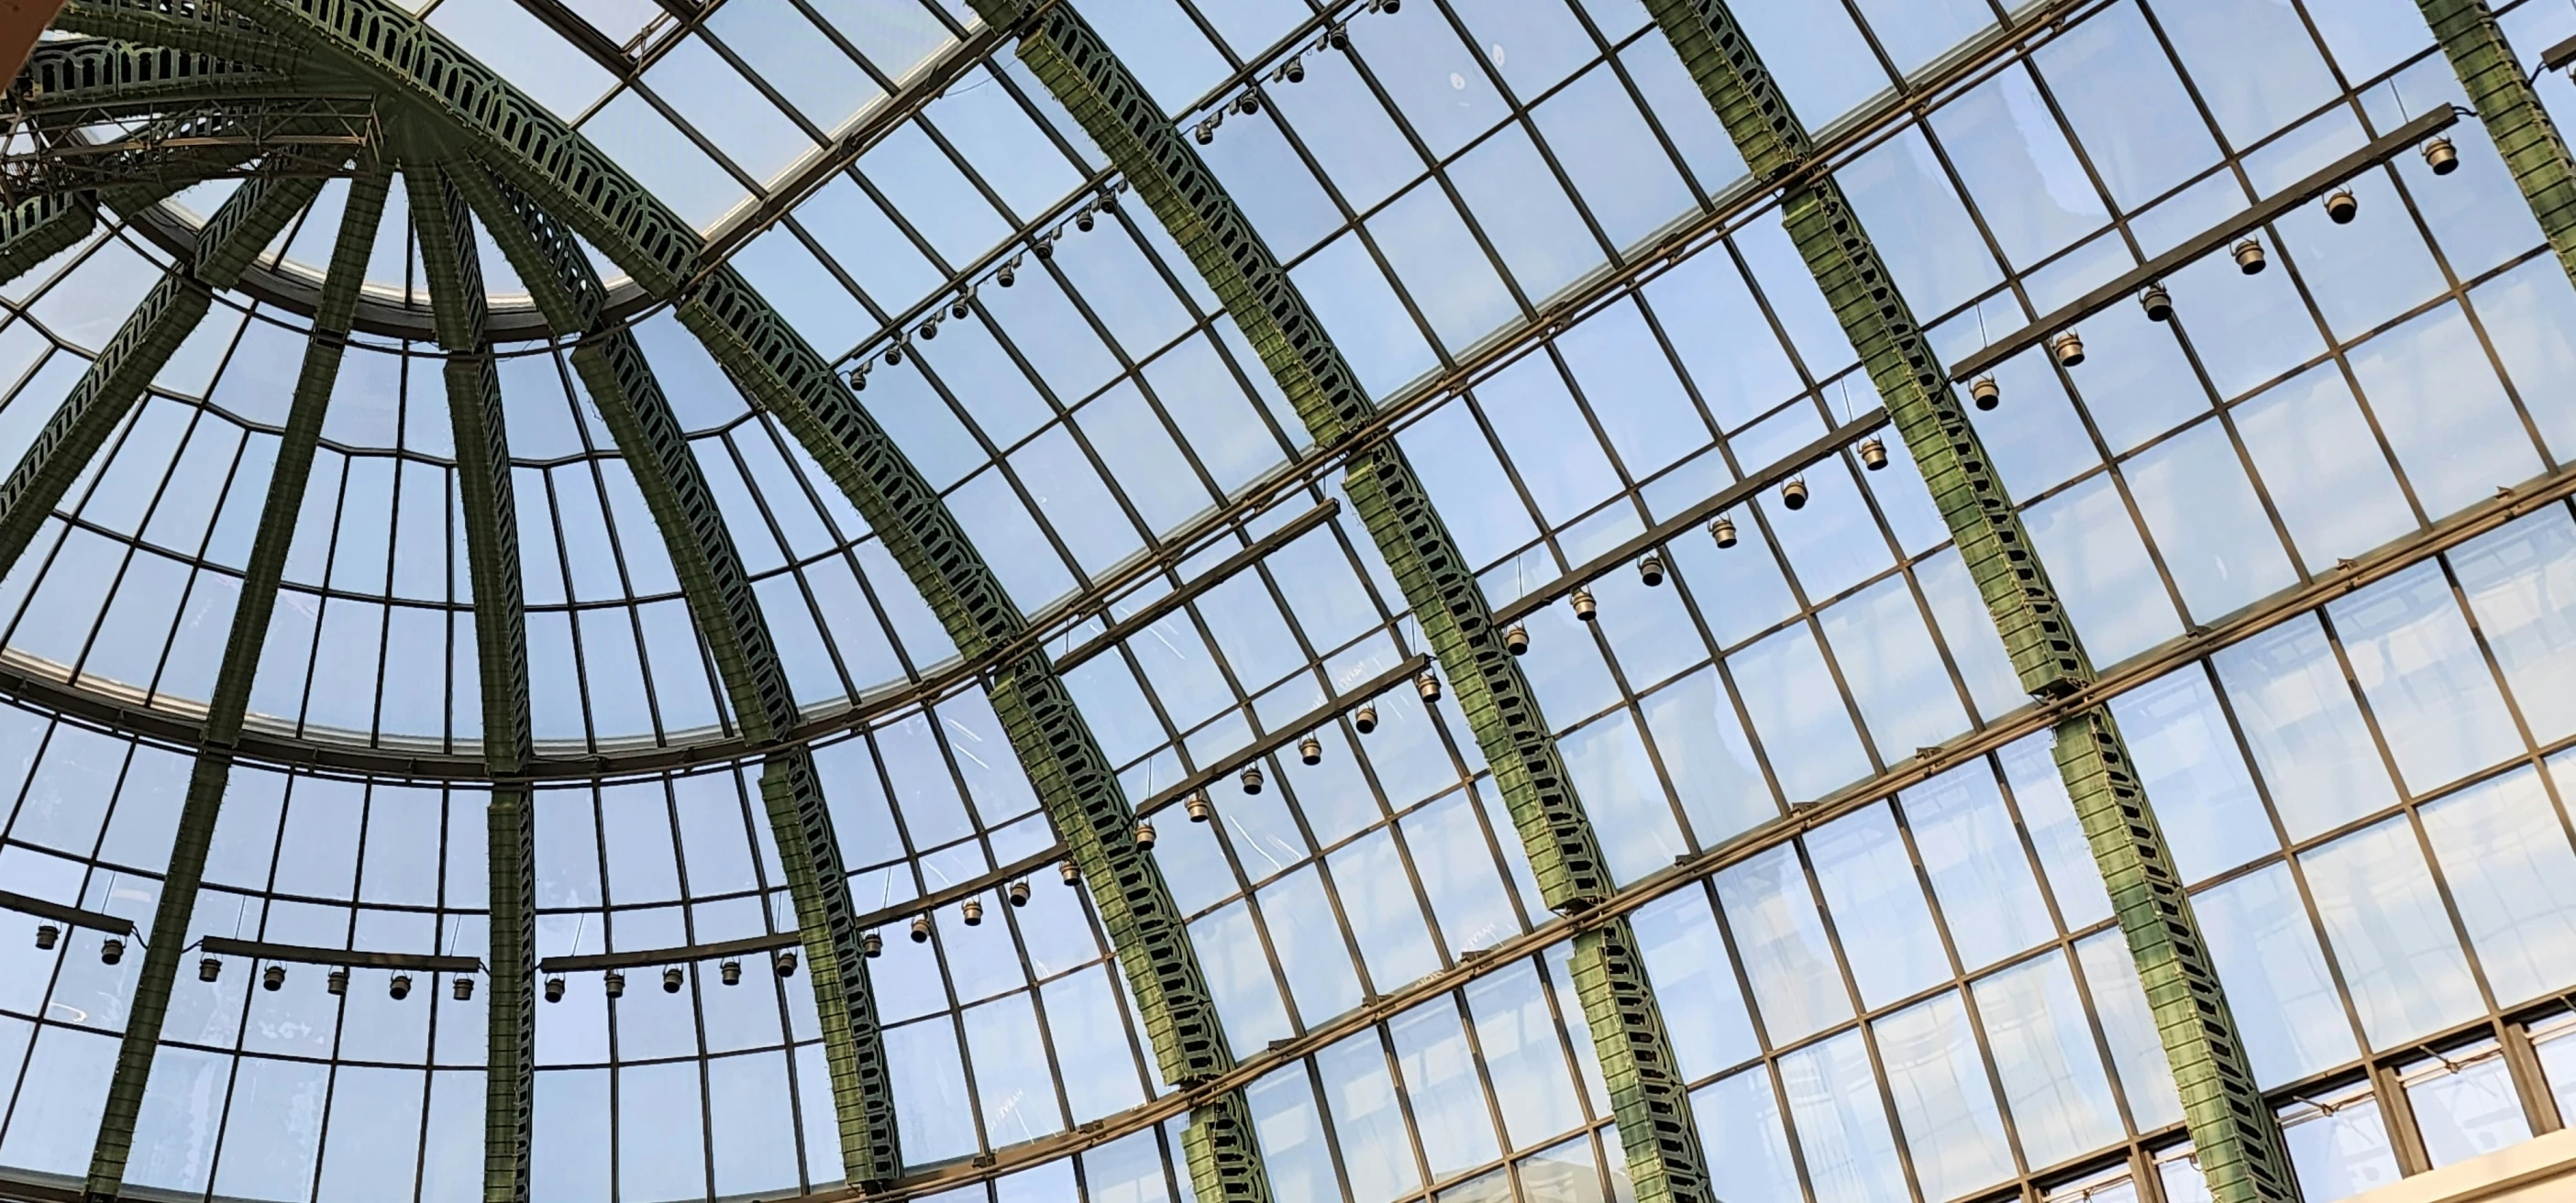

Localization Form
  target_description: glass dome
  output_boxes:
[8,0,2576,1201]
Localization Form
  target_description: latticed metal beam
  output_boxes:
[1642,3,2301,1200]
[990,1,1703,1192]
[452,157,903,1189]
[0,94,376,203]
[51,0,305,76]
[2416,0,2576,281]
[967,3,1708,1198]
[17,37,291,111]
[80,165,379,1202]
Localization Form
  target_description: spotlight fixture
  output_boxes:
[1329,23,1350,50]
[2050,331,2085,368]
[199,955,222,983]
[847,364,868,391]
[1416,670,1443,704]
[262,965,284,992]
[331,968,351,997]
[775,949,800,977]
[918,318,938,341]
[1007,879,1031,908]
[863,931,884,958]
[962,899,985,927]
[1034,235,1055,261]
[1782,478,1810,511]
[1134,818,1157,851]
[910,914,932,944]
[952,292,973,321]
[543,975,563,1002]
[1710,513,1738,548]
[720,960,742,987]
[1372,0,1400,11]
[1241,765,1265,795]
[1186,790,1212,822]
[390,974,414,1001]
[2423,136,2458,175]
[1299,734,1322,766]
[661,966,683,994]
[1503,622,1531,656]
[1970,375,2000,411]
[2325,187,2358,225]
[34,923,56,951]
[1060,860,1081,887]
[1194,120,1216,145]
[1076,208,1096,234]
[605,970,625,999]
[101,938,124,966]
[1283,55,1306,83]
[1639,553,1664,587]
[998,260,1018,288]
[453,976,474,1001]
[1354,704,1378,734]
[1859,437,1889,471]
[2232,237,2266,274]
[884,342,903,366]
[1571,587,1598,622]
[1236,90,1261,116]
[2140,282,2172,323]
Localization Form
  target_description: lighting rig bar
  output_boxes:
[1487,409,1891,630]
[1052,500,1341,673]
[1948,106,2460,383]
[1133,652,1432,821]
[198,935,480,974]
[0,888,135,936]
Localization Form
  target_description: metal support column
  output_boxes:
[1642,3,2300,1200]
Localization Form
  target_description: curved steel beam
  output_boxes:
[964,3,1709,1199]
[80,164,380,1201]
[1643,3,2301,1201]
[17,36,293,110]
[2415,0,2576,281]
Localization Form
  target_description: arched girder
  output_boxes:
[49,0,304,77]
[2413,0,2576,281]
[0,109,317,291]
[1641,3,2300,1200]
[965,3,1708,1199]
[453,156,904,1189]
[17,36,296,112]
[80,164,386,1201]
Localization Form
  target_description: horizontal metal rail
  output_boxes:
[199,934,480,973]
[1488,410,1890,630]
[1133,653,1431,821]
[1948,107,2460,382]
[1052,500,1339,673]
[0,888,135,936]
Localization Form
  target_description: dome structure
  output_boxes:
[2,0,2576,1202]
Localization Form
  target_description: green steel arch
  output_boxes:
[1641,3,2303,1201]
[2414,0,2576,280]
[962,2,1715,1200]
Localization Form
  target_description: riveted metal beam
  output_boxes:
[50,0,304,73]
[967,2,1704,1198]
[2416,0,2576,281]
[16,37,294,111]
[455,156,902,1189]
[1642,3,2299,1200]
[81,163,380,1203]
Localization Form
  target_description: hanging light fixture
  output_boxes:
[1240,765,1264,795]
[1299,734,1321,766]
[1416,669,1442,704]
[33,923,56,951]
[917,317,939,341]
[720,960,742,987]
[1194,120,1216,145]
[863,931,884,958]
[2325,187,2358,224]
[1709,513,1738,548]
[1572,587,1598,622]
[775,949,800,977]
[1034,234,1056,261]
[1354,704,1378,734]
[262,965,284,992]
[997,260,1018,288]
[604,970,626,999]
[198,955,222,983]
[101,938,124,966]
[453,976,475,1001]
[1970,375,2000,410]
[543,975,563,1002]
[884,341,903,366]
[1076,207,1096,234]
[1060,861,1080,887]
[846,364,868,391]
[2231,237,2267,274]
[1503,622,1530,655]
[2050,331,2085,368]
[331,968,351,997]
[1859,437,1889,471]
[1186,790,1212,822]
[1134,818,1157,851]
[1236,89,1261,116]
[390,974,414,1001]
[1283,55,1306,83]
[2423,136,2458,174]
[1639,553,1664,587]
[962,899,985,927]
[2139,282,2172,323]
[952,292,973,320]
[1008,879,1031,908]
[910,914,933,944]
[1781,478,1809,511]
[661,966,684,994]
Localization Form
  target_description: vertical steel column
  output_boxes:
[453,160,903,1189]
[402,159,545,1203]
[1642,4,2300,1200]
[2416,0,2576,281]
[79,169,375,1201]
[967,4,1709,1199]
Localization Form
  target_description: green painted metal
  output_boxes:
[17,37,293,112]
[81,166,383,1202]
[50,0,305,75]
[2416,0,2576,281]
[968,2,1708,1197]
[455,158,902,1188]
[1642,3,2300,1200]
[0,194,96,285]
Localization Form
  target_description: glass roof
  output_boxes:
[13,0,2576,1200]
